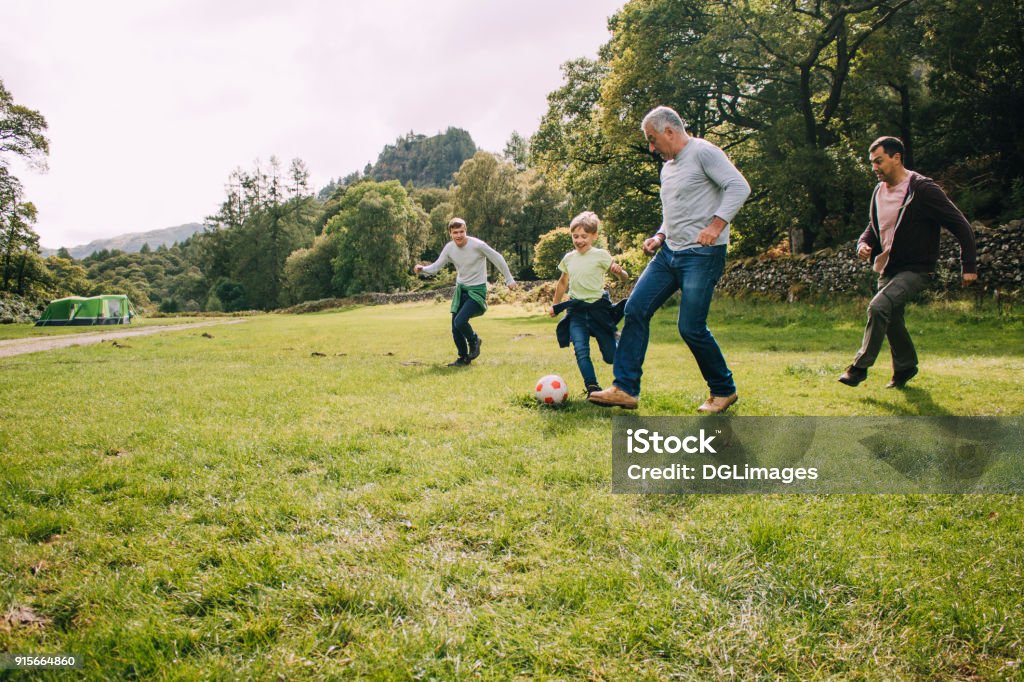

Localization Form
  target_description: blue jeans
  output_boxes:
[452,296,483,358]
[568,310,617,387]
[613,244,735,397]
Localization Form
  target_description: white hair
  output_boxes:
[641,106,686,134]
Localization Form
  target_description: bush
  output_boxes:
[533,227,573,279]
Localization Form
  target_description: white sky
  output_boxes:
[2,0,624,249]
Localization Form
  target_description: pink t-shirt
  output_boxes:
[872,173,912,273]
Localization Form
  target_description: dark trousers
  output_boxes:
[451,296,483,358]
[853,270,931,371]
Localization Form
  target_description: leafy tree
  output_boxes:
[213,278,247,312]
[425,201,455,261]
[325,181,428,296]
[452,151,523,263]
[532,57,662,247]
[535,0,919,253]
[914,0,1024,218]
[533,226,574,279]
[1,79,49,295]
[503,131,530,171]
[0,199,39,294]
[280,232,340,304]
[451,152,568,277]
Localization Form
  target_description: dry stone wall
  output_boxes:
[718,220,1023,300]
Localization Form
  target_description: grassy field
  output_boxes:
[1,298,1022,679]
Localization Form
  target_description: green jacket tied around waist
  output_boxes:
[451,283,488,315]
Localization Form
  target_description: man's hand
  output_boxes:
[857,244,872,260]
[696,216,727,246]
[643,236,663,256]
[963,272,978,286]
[507,281,518,290]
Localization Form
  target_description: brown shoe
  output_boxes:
[697,393,738,414]
[587,385,639,409]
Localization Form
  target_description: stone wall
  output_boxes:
[718,220,1023,300]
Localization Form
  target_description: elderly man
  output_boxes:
[838,136,977,388]
[589,105,750,412]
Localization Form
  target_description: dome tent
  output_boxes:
[36,295,136,326]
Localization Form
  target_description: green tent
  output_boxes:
[35,295,136,326]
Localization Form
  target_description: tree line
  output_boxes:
[532,0,1024,255]
[3,0,1021,310]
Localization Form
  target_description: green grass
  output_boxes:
[1,298,1022,679]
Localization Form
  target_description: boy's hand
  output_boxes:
[414,264,425,274]
[548,306,557,317]
[609,263,628,280]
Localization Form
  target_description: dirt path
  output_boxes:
[0,319,248,358]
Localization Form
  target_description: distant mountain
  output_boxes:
[41,223,206,259]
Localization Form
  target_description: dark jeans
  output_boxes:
[568,310,617,387]
[451,296,483,358]
[613,244,734,397]
[852,270,931,371]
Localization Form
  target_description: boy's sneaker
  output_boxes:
[585,383,602,396]
[468,336,482,360]
[447,356,471,367]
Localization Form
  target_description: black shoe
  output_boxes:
[447,356,471,367]
[585,383,602,396]
[838,365,868,386]
[468,336,482,360]
[886,366,918,389]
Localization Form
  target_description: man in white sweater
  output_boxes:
[589,106,750,412]
[415,218,517,366]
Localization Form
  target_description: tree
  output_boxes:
[914,0,1024,218]
[533,226,574,279]
[281,232,341,304]
[1,79,49,295]
[532,57,662,247]
[535,0,919,253]
[325,181,428,296]
[503,131,530,170]
[452,152,523,263]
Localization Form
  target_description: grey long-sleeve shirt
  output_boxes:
[420,237,516,286]
[657,137,751,251]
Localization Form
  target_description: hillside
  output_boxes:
[41,222,206,259]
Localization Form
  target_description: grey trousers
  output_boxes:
[852,270,931,371]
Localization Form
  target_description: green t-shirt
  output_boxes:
[558,247,613,302]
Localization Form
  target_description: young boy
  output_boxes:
[415,218,517,366]
[549,211,629,395]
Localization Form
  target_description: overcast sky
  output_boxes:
[3,0,624,249]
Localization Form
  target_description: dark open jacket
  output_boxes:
[553,295,626,349]
[858,171,977,276]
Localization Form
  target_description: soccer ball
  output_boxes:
[534,374,569,405]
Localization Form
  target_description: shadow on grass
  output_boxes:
[859,386,954,416]
[508,392,616,425]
